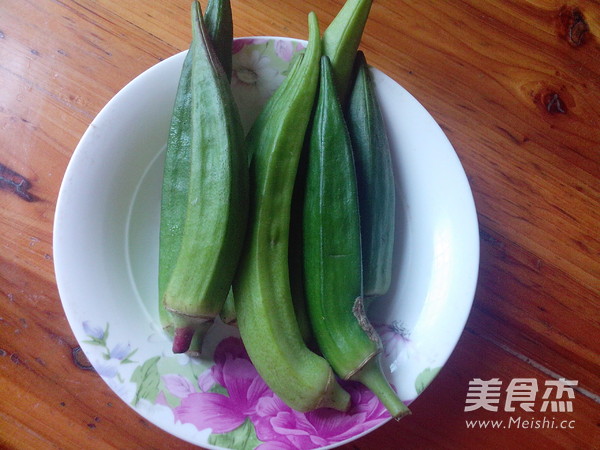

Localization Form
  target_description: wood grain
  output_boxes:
[1,0,598,448]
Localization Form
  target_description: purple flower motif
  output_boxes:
[155,390,169,406]
[110,342,132,360]
[163,374,196,399]
[232,38,269,54]
[83,321,104,340]
[170,337,390,448]
[173,338,271,434]
[94,359,119,378]
[197,367,217,393]
[213,335,250,363]
[232,39,250,54]
[274,40,295,62]
[253,381,389,449]
[375,320,410,362]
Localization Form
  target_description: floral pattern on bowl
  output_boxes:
[81,320,443,449]
[231,37,306,131]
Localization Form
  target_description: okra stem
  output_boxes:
[350,356,410,419]
[172,327,196,354]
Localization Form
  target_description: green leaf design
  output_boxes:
[208,418,262,449]
[209,384,229,396]
[131,356,161,406]
[82,337,106,346]
[415,367,441,395]
[121,348,139,365]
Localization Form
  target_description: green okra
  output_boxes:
[160,1,247,354]
[233,12,351,413]
[346,51,396,298]
[256,53,314,345]
[158,46,193,339]
[242,48,304,161]
[288,184,313,345]
[218,289,236,325]
[303,55,409,419]
[322,0,373,103]
[205,0,233,81]
[285,0,374,345]
[159,0,234,349]
[239,32,317,345]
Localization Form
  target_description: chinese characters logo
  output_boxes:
[465,378,577,413]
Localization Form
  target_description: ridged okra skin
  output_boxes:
[346,51,396,298]
[159,0,234,347]
[303,56,408,419]
[283,0,374,348]
[160,1,247,353]
[232,13,351,413]
[159,47,193,338]
[303,55,370,377]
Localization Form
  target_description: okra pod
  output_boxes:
[303,56,408,418]
[233,13,350,413]
[159,47,193,338]
[322,0,373,103]
[285,0,374,347]
[205,0,233,81]
[159,0,234,349]
[346,51,396,298]
[161,1,247,354]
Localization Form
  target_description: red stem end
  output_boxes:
[172,327,195,353]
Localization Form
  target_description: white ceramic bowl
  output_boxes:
[54,37,479,449]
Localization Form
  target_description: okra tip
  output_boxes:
[322,379,352,412]
[352,356,411,419]
[307,11,319,34]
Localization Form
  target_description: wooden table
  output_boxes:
[1,0,598,448]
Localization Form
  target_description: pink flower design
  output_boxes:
[253,381,389,449]
[375,320,410,362]
[173,339,270,433]
[155,390,169,406]
[232,38,269,54]
[169,337,390,448]
[162,374,196,399]
[274,40,296,62]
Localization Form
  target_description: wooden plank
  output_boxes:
[472,227,599,394]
